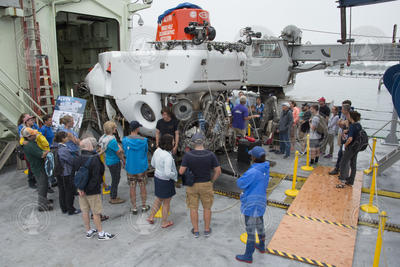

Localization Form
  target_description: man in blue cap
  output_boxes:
[236,146,270,264]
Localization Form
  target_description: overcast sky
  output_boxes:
[138,0,400,44]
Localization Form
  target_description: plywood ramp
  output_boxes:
[267,166,363,267]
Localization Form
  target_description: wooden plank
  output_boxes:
[288,166,363,226]
[267,215,356,267]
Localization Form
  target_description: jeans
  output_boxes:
[58,175,75,214]
[245,215,265,243]
[279,131,290,156]
[339,146,359,185]
[108,162,121,199]
[335,146,343,170]
[35,170,48,207]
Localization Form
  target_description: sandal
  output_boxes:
[146,218,154,224]
[336,183,346,189]
[90,214,109,221]
[161,221,174,228]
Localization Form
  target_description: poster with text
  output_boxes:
[52,96,87,134]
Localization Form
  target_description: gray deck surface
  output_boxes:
[0,141,399,266]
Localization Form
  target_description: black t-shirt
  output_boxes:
[156,118,179,138]
[319,105,331,118]
[181,150,219,183]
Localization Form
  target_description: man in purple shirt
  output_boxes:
[232,96,259,148]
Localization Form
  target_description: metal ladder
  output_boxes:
[20,0,55,115]
[377,146,400,175]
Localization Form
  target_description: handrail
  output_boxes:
[0,80,42,124]
[0,67,46,120]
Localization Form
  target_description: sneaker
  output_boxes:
[269,149,276,152]
[329,169,339,175]
[109,198,126,204]
[191,228,199,238]
[141,205,150,212]
[86,229,98,239]
[98,232,116,241]
[38,205,53,212]
[47,199,54,204]
[68,209,81,215]
[131,207,138,215]
[204,228,212,237]
[29,184,37,189]
[283,155,289,159]
[324,154,332,159]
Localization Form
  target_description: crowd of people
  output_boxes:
[16,93,364,262]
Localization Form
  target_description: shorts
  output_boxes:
[186,181,214,210]
[310,139,320,148]
[79,194,102,214]
[127,172,147,186]
[233,128,246,138]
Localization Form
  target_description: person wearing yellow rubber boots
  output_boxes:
[236,146,270,264]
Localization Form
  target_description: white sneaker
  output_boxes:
[98,232,116,241]
[86,229,98,239]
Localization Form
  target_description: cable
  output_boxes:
[299,28,393,39]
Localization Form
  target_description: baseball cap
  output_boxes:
[129,121,142,131]
[23,115,35,124]
[21,127,38,138]
[318,97,326,102]
[191,132,205,144]
[282,102,290,107]
[302,102,309,107]
[248,146,266,159]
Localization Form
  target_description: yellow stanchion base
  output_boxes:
[363,168,373,175]
[360,204,379,214]
[240,233,260,244]
[301,165,314,171]
[154,206,171,218]
[24,169,29,175]
[285,189,299,197]
[102,186,110,195]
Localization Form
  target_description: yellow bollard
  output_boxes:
[301,134,314,171]
[154,205,170,218]
[360,164,379,213]
[373,211,387,267]
[100,153,110,195]
[285,151,300,197]
[364,138,377,175]
[240,232,260,244]
[248,123,251,137]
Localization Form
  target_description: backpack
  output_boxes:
[315,114,328,137]
[74,157,92,190]
[352,126,369,152]
[51,147,64,177]
[45,152,55,177]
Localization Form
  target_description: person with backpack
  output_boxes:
[122,121,150,215]
[53,131,81,215]
[99,121,126,205]
[277,102,293,159]
[178,133,221,238]
[235,146,270,264]
[77,138,116,240]
[22,127,52,211]
[337,111,363,188]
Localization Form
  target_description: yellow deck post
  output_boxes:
[286,151,300,197]
[301,134,314,171]
[373,211,387,267]
[364,138,377,175]
[360,164,379,213]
